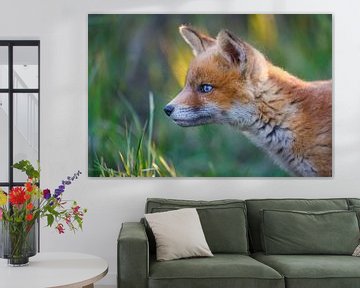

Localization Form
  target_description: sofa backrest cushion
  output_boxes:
[145,198,249,254]
[347,199,360,228]
[261,209,359,255]
[348,198,360,207]
[246,198,349,252]
[350,206,360,227]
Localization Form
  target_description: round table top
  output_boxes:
[0,252,108,288]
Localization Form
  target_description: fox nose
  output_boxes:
[163,105,175,116]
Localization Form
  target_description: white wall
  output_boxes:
[1,0,360,285]
[0,108,8,182]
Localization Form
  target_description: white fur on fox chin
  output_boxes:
[227,104,318,177]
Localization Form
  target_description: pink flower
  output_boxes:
[0,208,3,220]
[72,205,80,215]
[65,214,71,225]
[56,223,65,234]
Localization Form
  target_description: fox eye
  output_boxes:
[198,84,214,93]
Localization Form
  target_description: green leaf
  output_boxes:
[13,160,40,180]
[75,216,83,230]
[47,214,54,227]
[46,205,60,217]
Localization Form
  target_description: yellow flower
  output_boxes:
[0,190,7,206]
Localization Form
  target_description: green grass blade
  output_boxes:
[147,92,155,166]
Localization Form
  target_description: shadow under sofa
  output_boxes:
[118,198,360,288]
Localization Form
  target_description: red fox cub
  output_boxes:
[164,26,332,177]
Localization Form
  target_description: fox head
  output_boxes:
[164,25,269,127]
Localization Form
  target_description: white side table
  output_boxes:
[0,252,108,288]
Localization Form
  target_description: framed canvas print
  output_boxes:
[88,14,332,177]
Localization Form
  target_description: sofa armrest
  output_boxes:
[118,222,149,288]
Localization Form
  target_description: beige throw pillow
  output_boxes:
[145,208,213,261]
[353,244,360,256]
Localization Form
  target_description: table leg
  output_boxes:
[82,284,94,288]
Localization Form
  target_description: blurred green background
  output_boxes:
[88,14,332,177]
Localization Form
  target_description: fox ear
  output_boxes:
[217,30,248,72]
[179,25,215,56]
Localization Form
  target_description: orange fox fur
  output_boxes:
[164,26,332,177]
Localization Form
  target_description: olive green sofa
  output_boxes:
[118,198,360,288]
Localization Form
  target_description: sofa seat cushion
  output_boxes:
[252,252,360,288]
[149,254,284,288]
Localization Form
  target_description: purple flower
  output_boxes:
[54,189,63,198]
[43,189,51,200]
[54,171,82,199]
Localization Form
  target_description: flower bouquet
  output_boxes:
[0,160,87,266]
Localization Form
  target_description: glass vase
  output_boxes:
[0,220,37,266]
